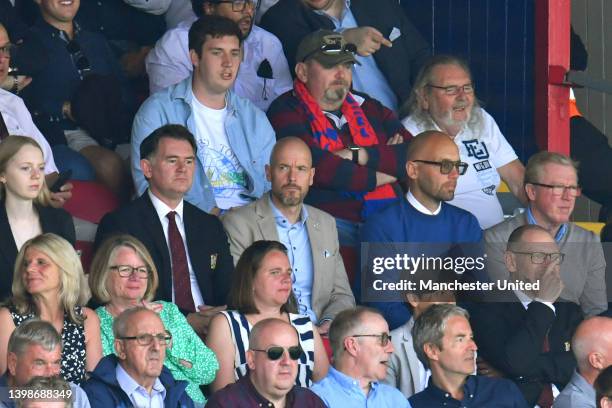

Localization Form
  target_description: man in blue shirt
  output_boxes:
[131,14,275,215]
[409,304,528,407]
[311,306,411,407]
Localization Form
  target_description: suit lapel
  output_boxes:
[305,209,323,306]
[402,320,422,393]
[255,194,281,241]
[0,204,17,272]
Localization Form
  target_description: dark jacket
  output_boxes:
[94,192,233,308]
[0,201,75,302]
[260,0,430,106]
[82,355,194,408]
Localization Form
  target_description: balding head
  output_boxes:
[406,131,456,162]
[572,317,612,383]
[269,137,312,167]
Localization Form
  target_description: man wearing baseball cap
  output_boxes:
[267,29,412,279]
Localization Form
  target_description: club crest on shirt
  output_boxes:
[463,139,490,160]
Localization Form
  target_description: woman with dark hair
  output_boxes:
[0,136,75,300]
[206,240,329,393]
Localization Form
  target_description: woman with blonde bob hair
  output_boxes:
[0,136,75,300]
[88,234,218,407]
[0,233,101,384]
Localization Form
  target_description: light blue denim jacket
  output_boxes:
[131,75,274,212]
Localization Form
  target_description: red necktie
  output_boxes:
[0,113,9,141]
[166,211,195,312]
[537,333,554,408]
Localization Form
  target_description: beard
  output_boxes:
[323,82,349,108]
[436,101,472,132]
[273,185,304,207]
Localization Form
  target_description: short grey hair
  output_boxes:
[412,304,470,368]
[8,319,62,356]
[113,306,159,338]
[16,376,73,408]
[328,306,382,362]
[524,151,578,186]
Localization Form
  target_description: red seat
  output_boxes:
[63,180,120,224]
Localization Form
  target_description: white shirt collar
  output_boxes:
[148,189,184,223]
[406,190,442,215]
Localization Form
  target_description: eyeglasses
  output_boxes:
[427,83,474,96]
[0,44,14,58]
[251,345,303,361]
[110,265,149,279]
[117,332,173,346]
[215,0,255,11]
[66,40,91,77]
[351,333,392,347]
[412,159,468,175]
[301,37,357,62]
[510,251,565,265]
[528,182,582,197]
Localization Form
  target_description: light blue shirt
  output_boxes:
[269,197,317,322]
[312,367,411,408]
[526,206,568,242]
[317,0,398,112]
[116,364,166,408]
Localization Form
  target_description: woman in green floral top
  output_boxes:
[88,234,218,407]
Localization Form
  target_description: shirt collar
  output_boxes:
[36,18,82,42]
[116,363,166,399]
[424,374,474,401]
[244,375,296,407]
[148,189,184,223]
[269,195,309,227]
[513,289,533,308]
[406,190,442,215]
[526,206,568,242]
[328,366,379,391]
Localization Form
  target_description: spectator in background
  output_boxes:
[554,317,612,408]
[146,0,292,111]
[485,151,608,317]
[123,0,197,30]
[0,233,102,385]
[88,234,219,407]
[15,376,74,408]
[260,0,430,112]
[206,318,327,408]
[0,137,75,301]
[206,240,329,393]
[595,366,612,408]
[221,137,355,334]
[402,55,526,229]
[132,15,275,214]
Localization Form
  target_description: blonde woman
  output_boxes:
[0,233,101,384]
[88,234,218,407]
[0,136,75,300]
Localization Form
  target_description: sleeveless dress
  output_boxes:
[221,310,316,387]
[10,306,87,385]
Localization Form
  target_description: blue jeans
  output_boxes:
[52,145,96,181]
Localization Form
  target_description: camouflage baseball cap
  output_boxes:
[295,29,359,68]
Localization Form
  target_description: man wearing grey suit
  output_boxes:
[485,151,607,317]
[222,137,355,334]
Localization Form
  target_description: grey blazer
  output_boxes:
[384,317,427,398]
[484,212,607,316]
[221,192,355,321]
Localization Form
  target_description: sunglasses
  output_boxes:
[412,159,468,175]
[352,333,392,347]
[66,40,91,77]
[302,37,357,62]
[251,345,303,361]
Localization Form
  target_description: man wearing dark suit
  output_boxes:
[95,124,233,337]
[470,224,584,407]
[260,0,430,111]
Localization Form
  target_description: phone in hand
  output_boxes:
[50,170,73,193]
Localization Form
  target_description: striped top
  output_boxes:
[220,310,316,387]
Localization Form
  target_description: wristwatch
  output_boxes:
[348,144,360,164]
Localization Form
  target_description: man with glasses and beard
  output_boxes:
[222,137,355,335]
[402,55,526,229]
[82,307,195,408]
[267,29,411,264]
[207,318,326,407]
[310,307,410,407]
[146,0,292,111]
[360,131,483,330]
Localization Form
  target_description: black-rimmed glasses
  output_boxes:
[110,265,149,279]
[66,40,91,77]
[412,159,468,175]
[251,345,303,361]
[427,84,474,96]
[528,182,581,197]
[118,332,173,346]
[509,251,565,265]
[352,333,392,346]
[215,0,255,12]
[0,43,14,58]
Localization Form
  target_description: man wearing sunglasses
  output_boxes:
[83,307,195,408]
[311,307,410,407]
[485,151,608,317]
[207,318,326,407]
[403,55,527,230]
[469,225,583,407]
[146,0,292,111]
[360,131,483,330]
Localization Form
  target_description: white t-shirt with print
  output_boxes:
[191,97,251,210]
[402,108,518,229]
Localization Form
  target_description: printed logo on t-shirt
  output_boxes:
[482,185,496,196]
[473,160,492,172]
[197,140,247,200]
[462,139,490,160]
